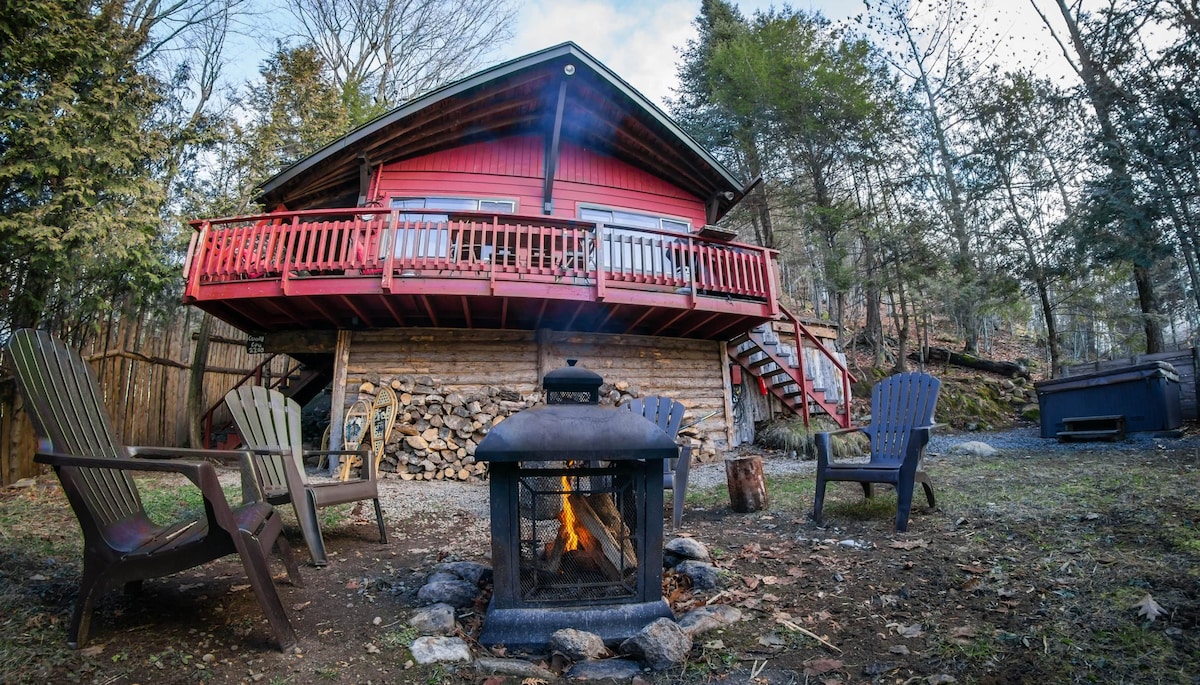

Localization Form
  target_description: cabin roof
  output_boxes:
[256,42,748,218]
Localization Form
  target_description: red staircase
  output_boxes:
[203,354,332,449]
[728,304,855,428]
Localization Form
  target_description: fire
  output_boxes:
[560,476,582,551]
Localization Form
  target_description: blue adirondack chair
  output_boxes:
[813,371,940,532]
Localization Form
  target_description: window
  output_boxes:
[390,197,516,222]
[579,207,691,233]
[581,207,692,276]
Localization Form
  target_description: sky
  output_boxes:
[500,0,1078,109]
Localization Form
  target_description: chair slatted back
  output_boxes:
[626,396,686,439]
[868,372,941,466]
[225,385,307,496]
[7,329,141,527]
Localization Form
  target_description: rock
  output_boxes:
[416,579,479,608]
[677,605,742,637]
[619,618,692,671]
[435,561,491,586]
[949,441,998,457]
[674,560,721,590]
[410,636,471,664]
[475,657,557,679]
[664,537,711,566]
[424,571,461,585]
[565,658,644,681]
[409,604,456,636]
[550,628,609,660]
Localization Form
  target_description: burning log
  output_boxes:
[540,487,636,581]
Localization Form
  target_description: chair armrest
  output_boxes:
[35,450,247,531]
[127,446,265,503]
[128,445,251,465]
[814,425,867,466]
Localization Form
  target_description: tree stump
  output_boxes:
[725,455,768,513]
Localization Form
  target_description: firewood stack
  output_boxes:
[349,375,718,482]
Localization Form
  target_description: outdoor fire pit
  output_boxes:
[475,361,679,650]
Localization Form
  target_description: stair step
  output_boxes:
[750,355,775,368]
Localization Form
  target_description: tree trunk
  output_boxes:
[187,313,213,449]
[911,346,1031,379]
[725,455,768,513]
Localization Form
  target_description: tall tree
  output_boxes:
[1032,0,1170,352]
[865,0,995,353]
[0,0,170,336]
[705,8,896,333]
[284,0,517,115]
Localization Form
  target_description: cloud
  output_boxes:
[507,0,697,108]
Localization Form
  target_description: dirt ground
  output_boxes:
[2,437,1199,684]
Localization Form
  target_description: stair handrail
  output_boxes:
[778,302,856,427]
[200,353,305,447]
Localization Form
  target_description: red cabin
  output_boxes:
[184,43,850,470]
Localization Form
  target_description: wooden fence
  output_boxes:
[1060,347,1199,420]
[0,309,295,486]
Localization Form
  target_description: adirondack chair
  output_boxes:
[224,386,387,566]
[5,329,300,650]
[624,396,692,528]
[813,371,941,532]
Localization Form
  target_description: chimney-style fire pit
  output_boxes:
[475,361,678,650]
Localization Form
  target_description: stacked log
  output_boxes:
[348,375,720,483]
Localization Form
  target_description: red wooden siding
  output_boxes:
[374,135,706,226]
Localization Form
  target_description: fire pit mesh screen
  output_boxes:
[517,465,639,603]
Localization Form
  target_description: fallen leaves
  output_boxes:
[1133,593,1166,621]
[803,657,843,676]
[890,539,929,550]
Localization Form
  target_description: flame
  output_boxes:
[560,476,581,551]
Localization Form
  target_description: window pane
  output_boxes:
[661,219,690,233]
[479,200,515,213]
[580,208,613,223]
[425,197,478,211]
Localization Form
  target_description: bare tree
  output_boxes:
[284,0,516,110]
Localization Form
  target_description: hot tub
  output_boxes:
[1035,361,1182,438]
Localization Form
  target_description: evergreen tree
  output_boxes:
[0,0,170,336]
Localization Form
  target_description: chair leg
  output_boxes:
[372,498,388,544]
[917,472,936,508]
[232,529,297,650]
[812,476,827,523]
[293,488,328,566]
[68,558,105,649]
[672,448,691,530]
[894,478,916,533]
[860,482,874,499]
[274,533,304,588]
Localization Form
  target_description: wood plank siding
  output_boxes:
[344,328,729,461]
[377,135,706,226]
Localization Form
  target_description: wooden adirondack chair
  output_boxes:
[813,371,941,532]
[624,396,692,528]
[5,329,300,650]
[224,386,387,566]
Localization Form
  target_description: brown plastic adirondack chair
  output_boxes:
[813,371,941,532]
[5,329,300,650]
[224,386,387,566]
[624,396,691,528]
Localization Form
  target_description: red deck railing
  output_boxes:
[184,208,777,306]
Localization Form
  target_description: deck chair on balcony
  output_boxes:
[624,396,692,528]
[224,386,387,566]
[813,371,941,532]
[5,329,300,650]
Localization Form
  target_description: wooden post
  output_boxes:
[327,329,351,475]
[725,455,768,513]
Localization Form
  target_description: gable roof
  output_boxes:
[257,42,748,219]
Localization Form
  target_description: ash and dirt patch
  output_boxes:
[3,437,1200,684]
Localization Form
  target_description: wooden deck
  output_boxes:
[183,209,780,340]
